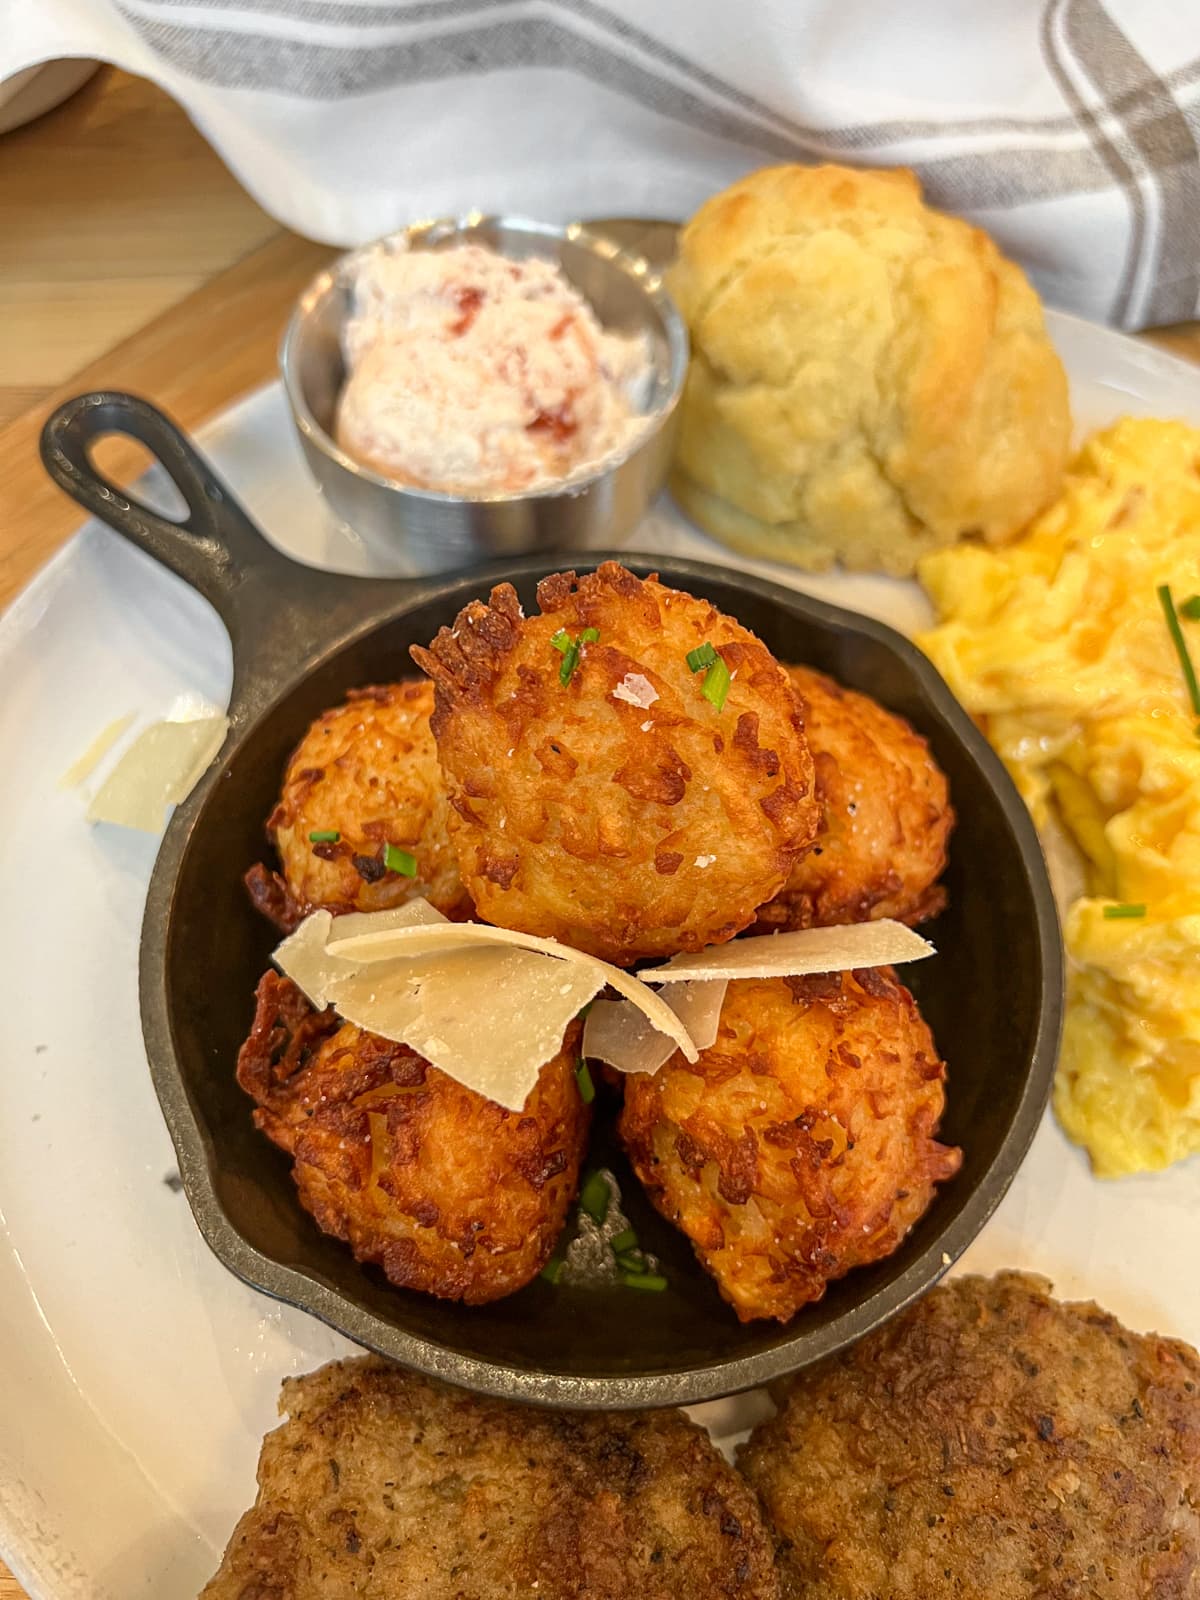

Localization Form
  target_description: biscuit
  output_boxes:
[668,164,1070,575]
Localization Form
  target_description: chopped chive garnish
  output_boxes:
[701,654,732,712]
[622,1272,668,1292]
[308,829,340,843]
[559,641,581,685]
[540,1257,565,1285]
[615,1251,647,1274]
[556,628,599,685]
[609,1228,638,1255]
[1103,903,1146,919]
[575,1060,595,1105]
[579,1170,610,1225]
[687,642,717,672]
[575,1000,594,1022]
[383,843,418,877]
[1157,584,1200,717]
[1182,595,1200,621]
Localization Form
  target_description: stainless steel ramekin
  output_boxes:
[280,215,688,575]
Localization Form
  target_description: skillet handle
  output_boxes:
[39,390,301,623]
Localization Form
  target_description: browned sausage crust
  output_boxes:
[202,1355,783,1599]
[740,1271,1200,1599]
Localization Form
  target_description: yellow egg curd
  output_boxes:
[917,418,1200,1176]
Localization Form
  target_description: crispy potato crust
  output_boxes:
[753,665,953,932]
[620,972,960,1322]
[739,1271,1200,1599]
[202,1355,782,1600]
[411,562,820,964]
[236,972,588,1304]
[246,680,471,932]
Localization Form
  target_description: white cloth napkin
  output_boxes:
[4,0,1199,329]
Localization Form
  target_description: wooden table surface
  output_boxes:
[1,62,1199,1600]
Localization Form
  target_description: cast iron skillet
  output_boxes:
[40,391,1063,1409]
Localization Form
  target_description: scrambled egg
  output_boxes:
[917,418,1200,1177]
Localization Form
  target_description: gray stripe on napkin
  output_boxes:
[124,0,1200,152]
[123,6,1115,210]
[1061,0,1200,323]
[1041,0,1145,324]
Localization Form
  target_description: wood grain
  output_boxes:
[0,228,335,611]
[0,66,278,424]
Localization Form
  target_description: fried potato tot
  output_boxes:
[412,562,820,964]
[620,971,961,1322]
[202,1356,783,1600]
[740,1271,1200,1599]
[236,972,587,1303]
[245,680,470,931]
[754,666,952,932]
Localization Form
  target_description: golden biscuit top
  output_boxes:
[668,163,1070,571]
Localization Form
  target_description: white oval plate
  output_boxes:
[2,310,1199,1600]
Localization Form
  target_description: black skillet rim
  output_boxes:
[143,553,1064,1409]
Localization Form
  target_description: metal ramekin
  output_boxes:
[280,215,688,574]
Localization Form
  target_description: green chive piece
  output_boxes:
[615,1251,647,1274]
[559,641,581,686]
[1157,584,1200,716]
[575,1060,595,1105]
[540,1258,564,1285]
[308,829,340,843]
[575,1001,594,1022]
[609,1228,638,1255]
[383,844,418,877]
[622,1272,668,1292]
[579,1170,610,1226]
[701,655,732,712]
[687,642,717,672]
[1182,595,1200,621]
[1103,903,1146,919]
[556,628,598,684]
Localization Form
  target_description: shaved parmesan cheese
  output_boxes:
[583,979,728,1075]
[611,672,658,709]
[584,1000,675,1076]
[274,900,447,1008]
[86,714,229,832]
[327,945,603,1111]
[641,920,935,983]
[327,899,447,943]
[274,911,351,1007]
[326,920,698,1062]
[667,979,728,1049]
[58,712,135,789]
